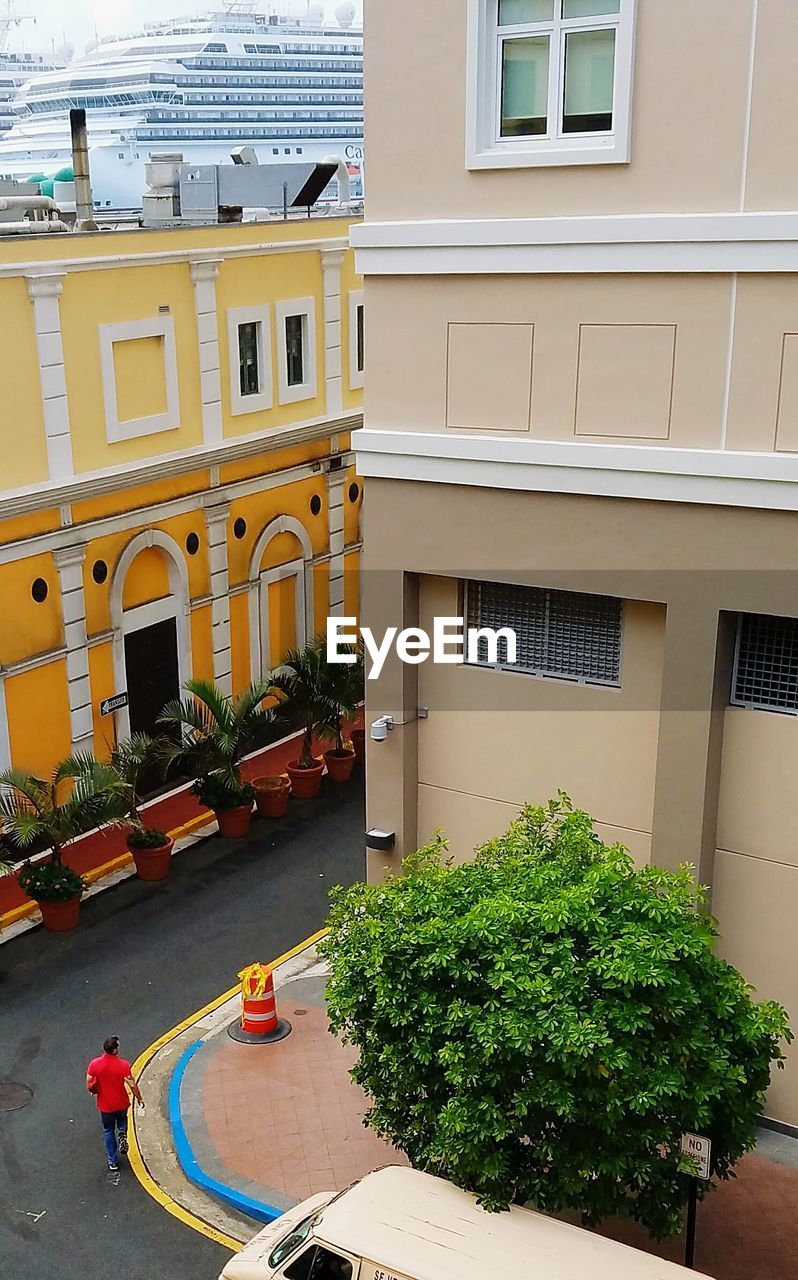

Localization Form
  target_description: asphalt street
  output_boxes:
[0,781,365,1280]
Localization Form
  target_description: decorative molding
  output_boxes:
[321,252,344,415]
[351,212,798,276]
[275,296,318,407]
[26,271,74,483]
[0,448,354,567]
[0,671,11,771]
[191,258,223,446]
[355,428,798,513]
[54,544,93,752]
[247,515,314,680]
[226,304,273,416]
[0,409,362,521]
[204,502,232,696]
[99,314,181,443]
[109,528,193,739]
[326,467,347,616]
[0,234,351,281]
[348,289,364,392]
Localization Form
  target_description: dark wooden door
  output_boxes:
[124,617,180,738]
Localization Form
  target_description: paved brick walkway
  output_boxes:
[181,969,798,1279]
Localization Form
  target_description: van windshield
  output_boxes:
[267,1214,317,1270]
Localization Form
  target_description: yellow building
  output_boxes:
[0,217,364,776]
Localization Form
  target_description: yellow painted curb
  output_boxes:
[0,811,216,930]
[128,926,329,1252]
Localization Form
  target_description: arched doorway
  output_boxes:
[109,530,192,739]
[248,516,314,678]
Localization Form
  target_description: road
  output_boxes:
[0,783,365,1280]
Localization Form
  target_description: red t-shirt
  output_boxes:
[87,1052,132,1112]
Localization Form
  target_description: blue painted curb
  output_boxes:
[169,1039,283,1225]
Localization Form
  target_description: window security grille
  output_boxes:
[732,613,798,713]
[465,580,622,685]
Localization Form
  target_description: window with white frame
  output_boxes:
[227,305,272,415]
[732,613,798,714]
[466,0,636,169]
[348,289,364,390]
[466,580,623,685]
[276,297,317,405]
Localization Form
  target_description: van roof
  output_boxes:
[314,1167,705,1280]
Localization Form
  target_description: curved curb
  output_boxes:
[128,927,328,1250]
[170,1040,283,1225]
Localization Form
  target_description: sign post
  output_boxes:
[680,1132,711,1269]
[99,691,128,753]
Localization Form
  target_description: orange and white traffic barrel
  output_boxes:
[228,962,292,1045]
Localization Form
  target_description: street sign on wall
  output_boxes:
[680,1132,712,1180]
[100,692,128,717]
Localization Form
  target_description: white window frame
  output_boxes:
[466,0,636,170]
[227,304,273,415]
[348,289,364,390]
[99,315,180,443]
[275,296,317,405]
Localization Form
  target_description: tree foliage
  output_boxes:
[0,758,124,865]
[321,795,791,1238]
[158,678,274,786]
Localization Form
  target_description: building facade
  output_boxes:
[354,0,798,1125]
[0,216,363,777]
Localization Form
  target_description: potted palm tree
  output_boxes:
[318,642,364,784]
[269,640,333,799]
[0,759,120,931]
[158,679,273,839]
[109,734,173,882]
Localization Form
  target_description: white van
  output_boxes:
[219,1165,711,1280]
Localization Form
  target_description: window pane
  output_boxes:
[563,27,615,133]
[562,0,620,15]
[500,36,549,137]
[356,304,364,372]
[285,313,305,386]
[238,321,260,396]
[499,0,553,24]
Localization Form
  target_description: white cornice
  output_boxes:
[355,428,798,513]
[0,411,362,521]
[351,212,798,275]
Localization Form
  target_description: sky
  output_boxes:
[9,1,363,60]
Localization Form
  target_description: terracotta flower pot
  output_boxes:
[351,728,365,766]
[38,894,81,932]
[216,804,253,839]
[129,837,174,883]
[286,758,324,799]
[324,747,356,784]
[253,776,291,818]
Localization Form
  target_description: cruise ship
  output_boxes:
[0,49,64,134]
[0,4,363,211]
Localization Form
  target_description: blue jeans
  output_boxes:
[100,1109,128,1166]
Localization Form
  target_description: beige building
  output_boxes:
[353,0,798,1126]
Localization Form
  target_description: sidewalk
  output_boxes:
[136,938,798,1280]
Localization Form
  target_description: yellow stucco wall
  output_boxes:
[0,277,50,491]
[6,659,71,775]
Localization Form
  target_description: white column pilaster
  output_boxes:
[54,545,93,753]
[26,274,74,483]
[327,466,347,616]
[203,502,232,696]
[0,671,11,771]
[190,259,223,447]
[321,248,346,417]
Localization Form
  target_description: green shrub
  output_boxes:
[128,826,170,850]
[18,860,85,903]
[192,774,255,812]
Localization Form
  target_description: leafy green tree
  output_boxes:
[158,679,274,791]
[322,795,791,1238]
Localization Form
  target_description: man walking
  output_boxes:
[86,1035,143,1172]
